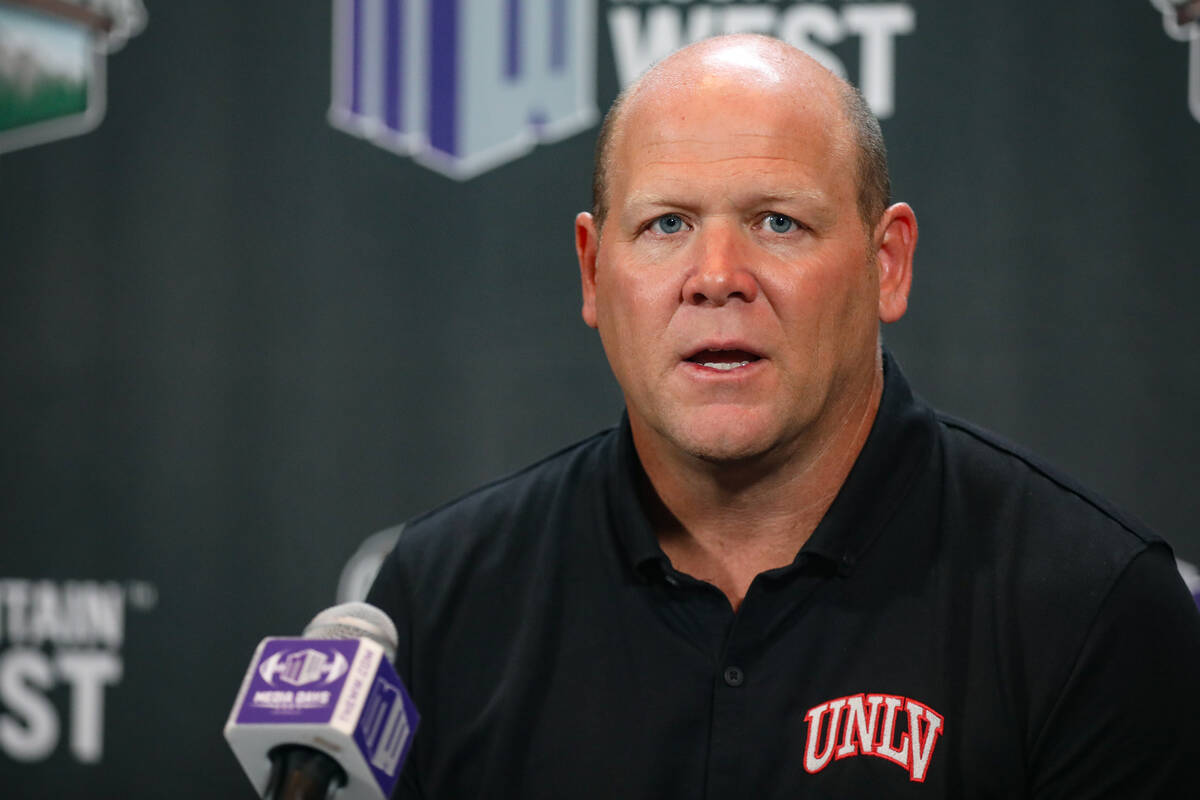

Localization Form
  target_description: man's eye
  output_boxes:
[653,214,685,234]
[765,214,796,233]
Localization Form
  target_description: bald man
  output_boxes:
[369,35,1200,798]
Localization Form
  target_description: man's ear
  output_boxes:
[576,212,600,329]
[874,202,917,324]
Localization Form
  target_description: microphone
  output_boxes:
[224,602,419,799]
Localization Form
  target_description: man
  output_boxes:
[368,35,1200,797]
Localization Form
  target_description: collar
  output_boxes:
[605,350,939,582]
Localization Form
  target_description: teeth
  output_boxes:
[701,361,750,371]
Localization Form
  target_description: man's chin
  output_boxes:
[687,439,777,466]
[631,404,798,467]
[666,418,783,465]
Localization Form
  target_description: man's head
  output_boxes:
[591,38,891,234]
[575,35,917,469]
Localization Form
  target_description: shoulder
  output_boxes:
[935,411,1161,560]
[931,411,1187,675]
[366,424,623,681]
[931,412,1174,655]
[929,413,1200,752]
[377,425,619,586]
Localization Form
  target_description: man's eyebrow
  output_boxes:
[622,192,690,209]
[745,188,830,206]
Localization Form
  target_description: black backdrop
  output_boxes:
[2,1,1198,796]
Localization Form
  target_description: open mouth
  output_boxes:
[685,349,762,371]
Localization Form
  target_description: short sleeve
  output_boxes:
[1029,543,1200,798]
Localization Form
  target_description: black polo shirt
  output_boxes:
[367,356,1200,798]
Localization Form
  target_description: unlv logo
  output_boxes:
[329,0,598,179]
[803,693,945,783]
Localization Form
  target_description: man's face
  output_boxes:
[577,57,905,466]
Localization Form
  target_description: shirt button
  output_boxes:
[723,666,745,687]
[664,574,680,587]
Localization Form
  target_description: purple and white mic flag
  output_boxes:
[224,636,418,800]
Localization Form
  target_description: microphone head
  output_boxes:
[303,602,399,663]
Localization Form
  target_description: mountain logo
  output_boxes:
[0,0,145,154]
[328,1,917,180]
[329,0,598,179]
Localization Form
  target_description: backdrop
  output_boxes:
[2,1,1198,796]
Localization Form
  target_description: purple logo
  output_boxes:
[258,647,350,687]
[236,639,361,724]
[326,3,924,179]
[353,669,420,793]
[226,638,417,797]
[329,0,598,179]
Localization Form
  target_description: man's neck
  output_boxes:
[634,365,885,612]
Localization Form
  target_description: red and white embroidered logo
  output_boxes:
[803,693,944,782]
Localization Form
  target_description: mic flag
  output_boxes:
[223,635,419,800]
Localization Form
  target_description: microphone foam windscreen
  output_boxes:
[303,602,399,663]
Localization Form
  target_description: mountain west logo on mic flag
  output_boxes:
[330,0,598,179]
[0,0,145,154]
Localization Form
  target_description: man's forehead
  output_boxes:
[610,84,852,199]
[636,35,832,98]
[690,44,788,90]
[591,35,862,226]
[618,53,847,155]
[631,120,837,159]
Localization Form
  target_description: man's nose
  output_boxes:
[680,226,760,306]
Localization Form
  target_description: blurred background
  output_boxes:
[2,0,1198,795]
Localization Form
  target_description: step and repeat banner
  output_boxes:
[2,1,1198,796]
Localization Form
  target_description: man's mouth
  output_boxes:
[685,349,762,371]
